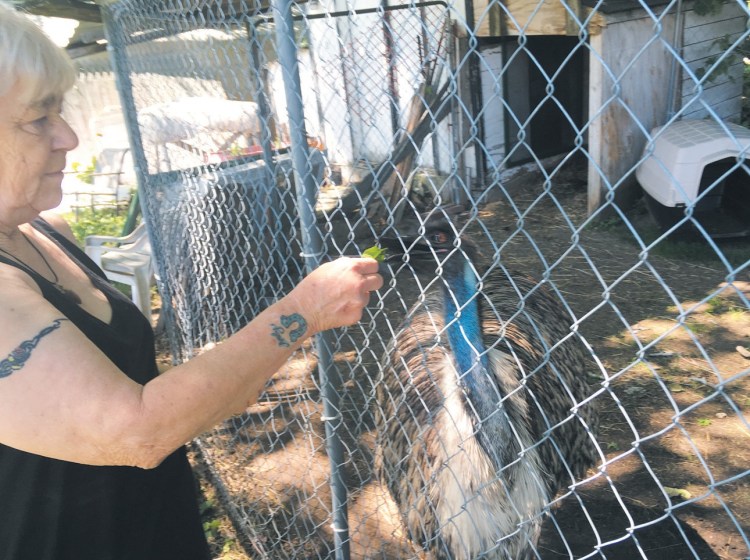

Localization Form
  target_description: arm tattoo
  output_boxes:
[0,318,69,379]
[270,313,308,348]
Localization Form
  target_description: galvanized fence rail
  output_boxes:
[77,0,750,557]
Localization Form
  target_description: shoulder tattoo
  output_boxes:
[270,313,308,348]
[0,318,69,379]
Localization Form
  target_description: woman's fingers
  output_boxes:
[289,257,384,333]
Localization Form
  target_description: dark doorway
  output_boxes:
[503,35,587,165]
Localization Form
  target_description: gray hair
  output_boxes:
[0,1,77,102]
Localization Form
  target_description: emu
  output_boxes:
[374,207,600,560]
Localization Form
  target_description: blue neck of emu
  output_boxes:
[443,261,516,470]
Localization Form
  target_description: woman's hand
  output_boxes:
[287,257,383,334]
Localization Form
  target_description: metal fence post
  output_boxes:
[270,1,351,558]
[100,4,180,353]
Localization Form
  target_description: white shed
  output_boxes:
[466,0,746,212]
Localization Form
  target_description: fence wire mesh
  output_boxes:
[74,0,750,557]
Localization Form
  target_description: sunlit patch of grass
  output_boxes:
[682,319,714,336]
[704,296,748,318]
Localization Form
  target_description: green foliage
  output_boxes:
[585,216,623,232]
[665,486,692,500]
[695,35,742,84]
[62,207,128,245]
[70,156,97,185]
[198,494,246,559]
[362,245,387,262]
[199,496,216,516]
[693,0,724,16]
[705,296,744,315]
[202,518,222,540]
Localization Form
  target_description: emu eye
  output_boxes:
[431,232,450,245]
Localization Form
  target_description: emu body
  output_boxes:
[374,214,599,559]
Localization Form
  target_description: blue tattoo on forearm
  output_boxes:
[0,319,69,378]
[270,313,307,348]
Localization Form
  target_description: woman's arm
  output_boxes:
[0,256,382,468]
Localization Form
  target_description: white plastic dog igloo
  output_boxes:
[636,119,750,238]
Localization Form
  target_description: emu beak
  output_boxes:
[378,234,434,264]
[378,235,407,262]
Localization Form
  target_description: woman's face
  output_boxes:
[0,81,78,228]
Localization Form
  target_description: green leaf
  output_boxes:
[362,245,387,263]
[664,486,692,500]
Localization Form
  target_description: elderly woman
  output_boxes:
[0,3,382,559]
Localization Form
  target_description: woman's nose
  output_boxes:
[53,115,79,152]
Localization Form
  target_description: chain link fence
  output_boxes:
[76,0,749,557]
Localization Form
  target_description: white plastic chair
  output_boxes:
[84,223,154,318]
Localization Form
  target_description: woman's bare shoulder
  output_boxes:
[39,211,78,245]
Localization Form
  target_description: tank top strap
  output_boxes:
[31,218,108,281]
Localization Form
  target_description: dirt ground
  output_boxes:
[159,155,749,559]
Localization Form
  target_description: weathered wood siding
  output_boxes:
[586,0,745,212]
[472,0,604,36]
[680,0,745,122]
[470,0,745,212]
[478,44,506,176]
[587,8,678,212]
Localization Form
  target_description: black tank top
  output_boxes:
[0,219,210,560]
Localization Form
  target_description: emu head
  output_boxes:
[379,205,482,275]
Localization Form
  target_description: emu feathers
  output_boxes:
[373,211,599,560]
